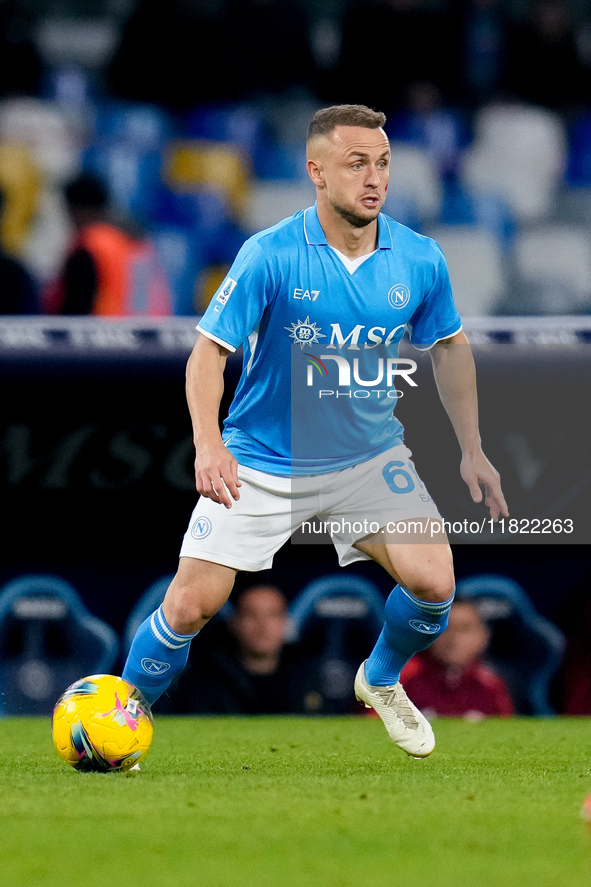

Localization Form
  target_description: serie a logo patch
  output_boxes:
[216,277,237,305]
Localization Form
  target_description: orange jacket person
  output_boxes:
[44,173,172,316]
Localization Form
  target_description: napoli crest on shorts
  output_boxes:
[388,284,411,310]
[191,516,213,540]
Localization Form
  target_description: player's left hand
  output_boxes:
[460,450,509,522]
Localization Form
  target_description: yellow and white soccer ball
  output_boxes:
[52,674,154,772]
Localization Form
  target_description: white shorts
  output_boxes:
[179,444,443,572]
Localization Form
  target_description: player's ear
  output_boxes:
[307,158,325,188]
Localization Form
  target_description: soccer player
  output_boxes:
[123,104,508,757]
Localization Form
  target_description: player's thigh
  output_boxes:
[355,528,455,603]
[326,445,446,571]
[162,556,238,634]
[179,465,297,572]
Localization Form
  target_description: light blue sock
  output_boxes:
[364,585,454,686]
[122,606,198,705]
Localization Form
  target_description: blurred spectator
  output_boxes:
[0,187,38,313]
[503,0,588,114]
[43,172,172,316]
[401,599,514,719]
[0,0,44,99]
[159,583,327,714]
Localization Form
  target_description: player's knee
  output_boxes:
[162,586,212,634]
[163,582,227,634]
[404,572,455,603]
[163,560,236,633]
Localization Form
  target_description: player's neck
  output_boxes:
[317,205,378,259]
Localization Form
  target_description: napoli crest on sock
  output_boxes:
[409,619,441,634]
[141,658,171,675]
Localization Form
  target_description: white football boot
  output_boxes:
[354,661,435,758]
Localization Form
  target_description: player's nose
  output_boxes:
[365,164,382,187]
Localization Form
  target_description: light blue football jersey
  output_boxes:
[197,204,461,476]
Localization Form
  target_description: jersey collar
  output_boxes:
[303,203,393,250]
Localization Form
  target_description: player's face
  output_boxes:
[310,125,390,228]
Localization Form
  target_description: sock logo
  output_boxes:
[409,619,441,634]
[141,658,171,675]
[191,516,212,540]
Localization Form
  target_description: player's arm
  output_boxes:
[429,330,509,521]
[186,332,241,508]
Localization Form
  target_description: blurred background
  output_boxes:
[4,0,591,312]
[0,0,590,718]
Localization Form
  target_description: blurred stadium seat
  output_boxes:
[164,140,251,219]
[439,180,516,251]
[0,574,119,716]
[0,98,84,281]
[385,142,443,225]
[21,185,72,283]
[0,141,42,255]
[381,190,422,232]
[510,223,591,314]
[243,179,315,234]
[252,141,308,181]
[455,574,565,715]
[152,226,204,315]
[0,97,84,186]
[183,104,266,160]
[83,142,162,222]
[426,224,507,316]
[566,111,591,187]
[460,102,567,224]
[182,103,309,180]
[93,101,175,149]
[386,104,468,177]
[150,187,246,271]
[288,574,384,713]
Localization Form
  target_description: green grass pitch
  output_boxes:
[1,715,590,887]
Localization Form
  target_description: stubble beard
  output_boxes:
[332,201,379,229]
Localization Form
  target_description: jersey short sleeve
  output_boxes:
[197,237,276,351]
[406,241,462,350]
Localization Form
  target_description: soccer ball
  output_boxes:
[52,674,154,772]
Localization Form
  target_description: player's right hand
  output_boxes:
[194,442,242,508]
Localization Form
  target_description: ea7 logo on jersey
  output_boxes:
[217,277,237,306]
[293,287,320,301]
